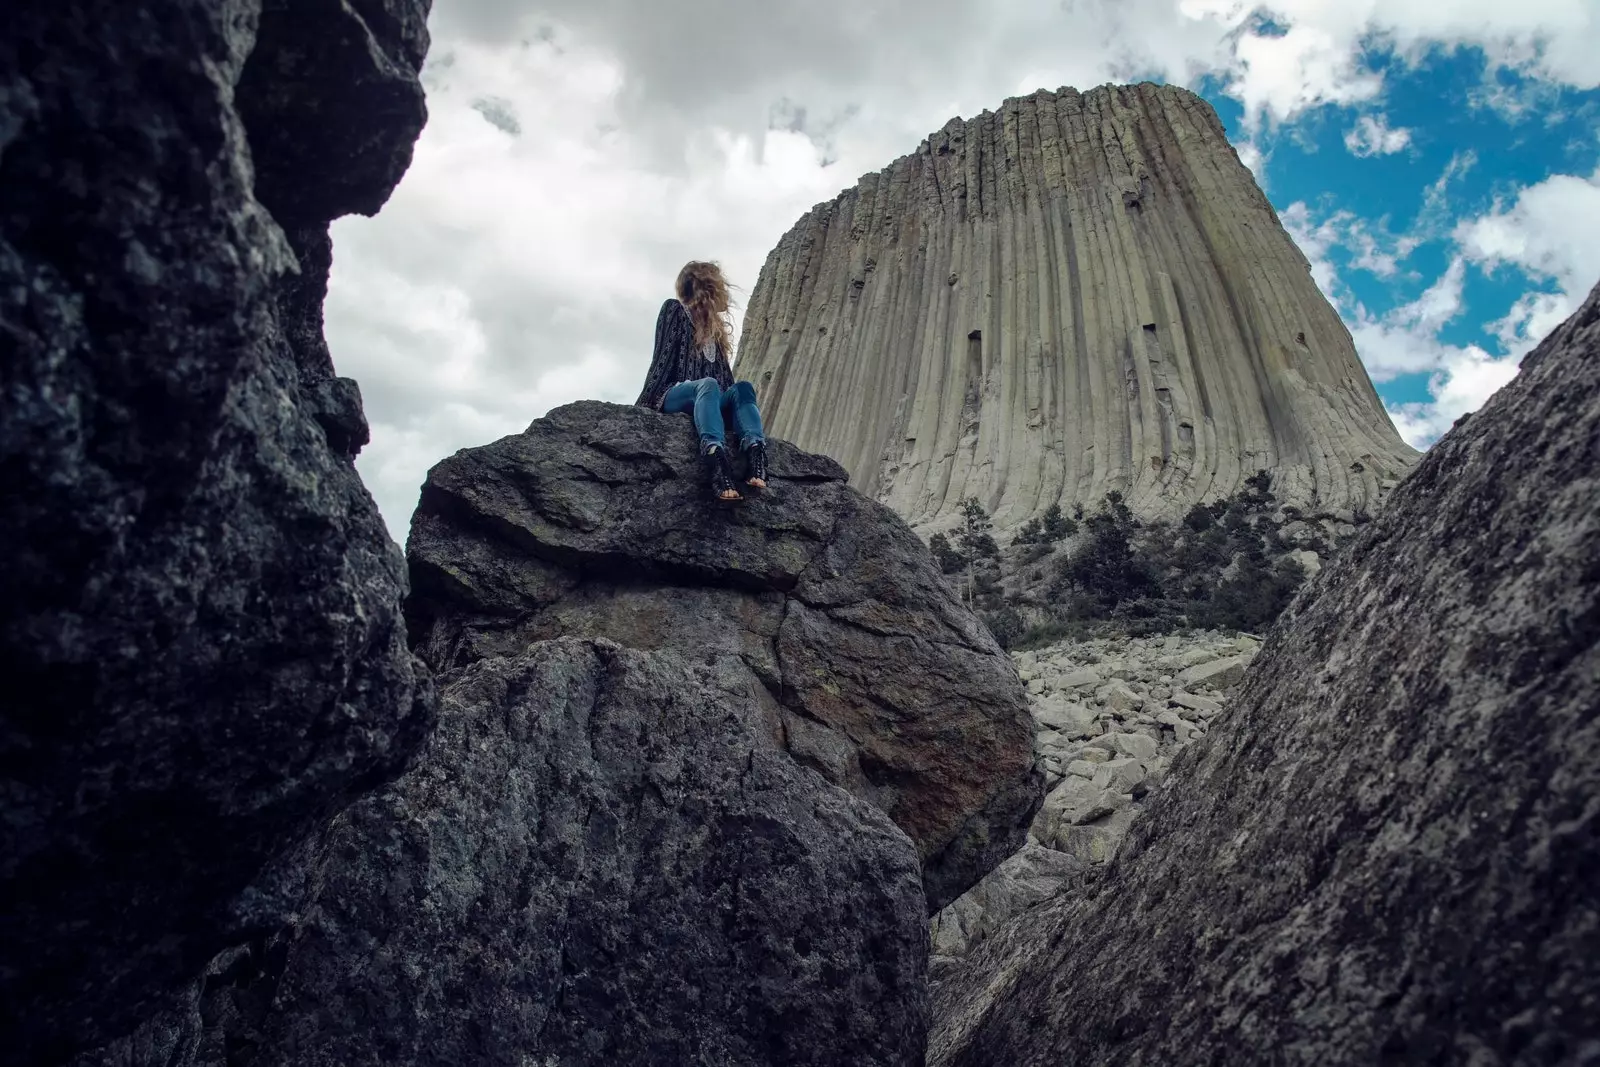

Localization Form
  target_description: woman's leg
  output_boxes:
[721,380,766,449]
[722,381,768,487]
[661,378,728,453]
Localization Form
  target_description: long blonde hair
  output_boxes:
[675,261,734,358]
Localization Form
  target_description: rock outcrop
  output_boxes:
[736,83,1416,533]
[1,2,434,1060]
[193,638,931,1067]
[178,406,1041,1066]
[405,401,1043,911]
[930,282,1600,1064]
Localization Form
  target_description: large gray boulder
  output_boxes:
[406,400,1044,912]
[195,638,931,1067]
[930,281,1600,1065]
[0,2,434,1059]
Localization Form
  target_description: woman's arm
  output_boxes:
[636,299,688,408]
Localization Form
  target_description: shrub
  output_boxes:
[957,498,999,561]
[1190,555,1306,632]
[981,606,1027,649]
[1041,503,1078,541]
[1018,543,1052,566]
[1033,479,1322,638]
[1055,494,1160,616]
[928,532,964,575]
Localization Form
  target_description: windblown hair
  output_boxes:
[675,260,735,358]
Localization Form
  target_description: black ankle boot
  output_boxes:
[704,445,740,501]
[745,442,769,488]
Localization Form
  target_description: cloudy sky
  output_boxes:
[327,0,1600,541]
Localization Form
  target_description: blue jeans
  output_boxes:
[661,379,766,454]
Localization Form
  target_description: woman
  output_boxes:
[636,261,769,501]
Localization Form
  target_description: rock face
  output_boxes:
[0,2,434,1060]
[736,83,1416,532]
[196,638,931,1067]
[930,283,1600,1064]
[405,400,1042,911]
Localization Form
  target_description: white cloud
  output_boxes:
[1454,166,1600,353]
[1385,347,1523,447]
[1282,204,1524,448]
[1181,0,1600,129]
[1234,137,1269,184]
[324,2,1600,536]
[1343,113,1413,156]
[1354,259,1521,448]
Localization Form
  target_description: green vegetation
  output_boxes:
[928,497,1002,606]
[950,473,1335,649]
[1014,503,1078,546]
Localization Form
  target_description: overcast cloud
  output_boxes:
[329,0,1600,539]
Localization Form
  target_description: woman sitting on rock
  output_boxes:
[636,260,768,502]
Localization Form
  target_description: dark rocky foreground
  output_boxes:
[191,638,931,1067]
[124,405,1041,1066]
[1,0,435,1061]
[930,282,1600,1065]
[5,2,1042,1060]
[407,401,1044,913]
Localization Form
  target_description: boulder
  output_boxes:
[930,844,1085,958]
[1032,697,1098,738]
[1108,732,1158,761]
[1104,680,1143,713]
[1174,655,1248,690]
[1054,668,1103,689]
[1287,548,1323,577]
[0,2,434,1058]
[1170,690,1222,714]
[195,639,930,1067]
[406,400,1043,911]
[930,284,1600,1065]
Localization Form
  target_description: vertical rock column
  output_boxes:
[736,83,1417,532]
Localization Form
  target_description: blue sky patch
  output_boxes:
[1188,46,1600,444]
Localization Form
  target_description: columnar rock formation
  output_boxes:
[736,83,1417,532]
[1,2,435,1060]
[929,282,1600,1065]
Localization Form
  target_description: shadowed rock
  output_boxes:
[194,639,931,1067]
[930,282,1600,1064]
[406,400,1044,912]
[0,2,434,1059]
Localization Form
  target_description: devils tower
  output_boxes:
[735,83,1417,532]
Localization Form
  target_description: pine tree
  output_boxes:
[956,497,997,604]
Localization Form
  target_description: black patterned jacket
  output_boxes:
[635,298,734,409]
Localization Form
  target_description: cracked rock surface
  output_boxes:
[183,404,1042,1065]
[406,400,1043,913]
[198,638,931,1067]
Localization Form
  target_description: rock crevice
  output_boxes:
[929,281,1600,1065]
